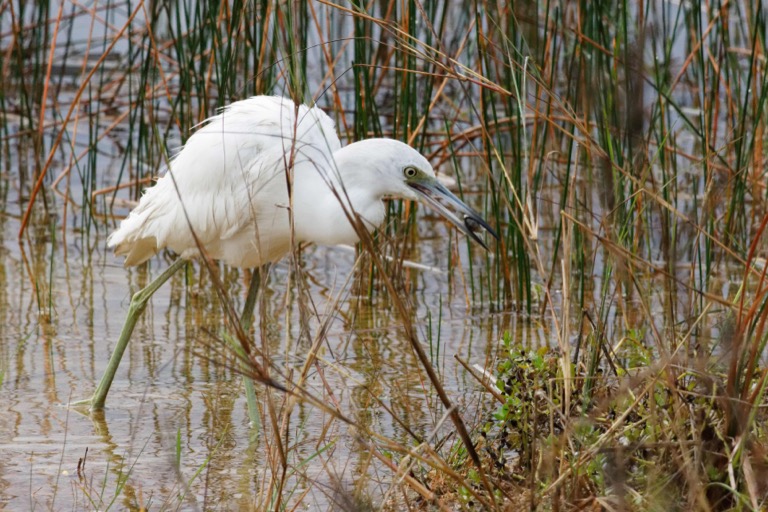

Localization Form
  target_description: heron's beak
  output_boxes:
[408,178,499,250]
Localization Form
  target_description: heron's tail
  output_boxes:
[107,209,160,267]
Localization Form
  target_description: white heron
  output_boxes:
[77,95,497,410]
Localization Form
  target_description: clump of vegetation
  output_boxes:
[450,311,768,510]
[481,336,563,477]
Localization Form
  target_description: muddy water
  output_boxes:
[0,182,531,509]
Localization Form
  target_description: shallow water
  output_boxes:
[1,183,532,509]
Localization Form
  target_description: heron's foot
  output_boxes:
[68,395,103,410]
[68,397,92,407]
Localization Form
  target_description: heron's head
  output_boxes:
[340,138,498,249]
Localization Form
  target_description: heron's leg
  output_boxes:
[72,258,187,410]
[239,267,265,429]
[240,267,263,331]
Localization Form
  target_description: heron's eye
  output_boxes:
[404,167,418,178]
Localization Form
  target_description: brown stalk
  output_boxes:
[18,1,145,238]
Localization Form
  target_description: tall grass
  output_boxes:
[2,0,768,509]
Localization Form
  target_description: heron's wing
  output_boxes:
[108,96,341,267]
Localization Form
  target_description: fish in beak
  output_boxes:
[408,178,499,250]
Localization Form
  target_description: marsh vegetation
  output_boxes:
[1,0,767,510]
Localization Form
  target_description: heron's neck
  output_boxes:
[331,142,382,195]
[334,142,387,228]
[292,143,386,246]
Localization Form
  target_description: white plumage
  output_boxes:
[108,96,436,268]
[78,95,496,410]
